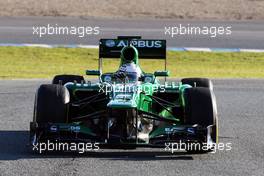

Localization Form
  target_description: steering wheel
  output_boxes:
[112,71,127,82]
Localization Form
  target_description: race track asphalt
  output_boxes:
[0,17,264,49]
[0,79,263,176]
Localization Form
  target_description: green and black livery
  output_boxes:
[30,36,218,152]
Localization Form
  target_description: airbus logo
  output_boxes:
[105,40,163,48]
[129,40,162,48]
[105,40,116,47]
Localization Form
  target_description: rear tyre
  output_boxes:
[181,78,213,90]
[184,87,218,153]
[52,74,85,85]
[34,84,70,123]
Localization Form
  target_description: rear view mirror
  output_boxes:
[154,71,169,77]
[86,70,101,76]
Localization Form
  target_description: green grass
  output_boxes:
[0,46,264,78]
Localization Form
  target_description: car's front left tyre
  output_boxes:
[183,87,218,153]
[181,78,213,90]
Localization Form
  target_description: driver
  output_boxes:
[115,46,142,79]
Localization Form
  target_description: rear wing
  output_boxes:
[97,36,168,79]
[99,37,166,59]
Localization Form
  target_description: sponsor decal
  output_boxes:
[105,40,163,48]
[50,125,58,132]
[105,40,116,47]
[187,128,195,134]
[129,40,162,48]
[70,126,81,132]
[165,127,185,134]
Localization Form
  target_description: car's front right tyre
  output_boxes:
[52,74,85,85]
[33,84,70,123]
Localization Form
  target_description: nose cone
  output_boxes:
[120,46,139,65]
[107,93,137,108]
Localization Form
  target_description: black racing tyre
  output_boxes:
[181,78,213,90]
[52,74,85,85]
[34,84,70,123]
[184,87,218,153]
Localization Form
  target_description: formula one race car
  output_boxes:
[30,36,218,153]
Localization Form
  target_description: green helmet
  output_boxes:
[120,46,139,65]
